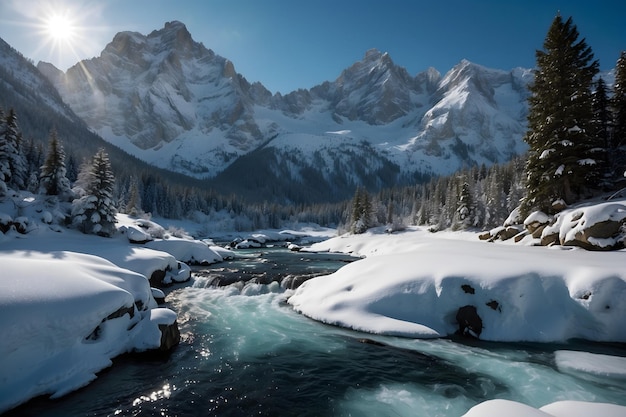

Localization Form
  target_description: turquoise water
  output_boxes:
[7,248,626,416]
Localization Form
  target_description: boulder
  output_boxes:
[149,269,167,287]
[563,219,624,250]
[540,229,560,246]
[123,225,153,244]
[514,230,529,243]
[455,305,483,338]
[524,211,551,238]
[158,321,180,352]
[497,226,523,241]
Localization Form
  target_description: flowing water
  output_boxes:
[7,247,626,417]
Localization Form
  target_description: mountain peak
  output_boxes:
[364,48,383,60]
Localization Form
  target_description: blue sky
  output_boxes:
[1,0,624,94]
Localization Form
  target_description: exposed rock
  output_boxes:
[158,321,180,351]
[478,231,492,241]
[540,229,560,246]
[514,230,529,242]
[461,284,475,294]
[455,305,483,338]
[149,269,167,287]
[497,226,523,241]
[551,199,568,212]
[486,300,501,312]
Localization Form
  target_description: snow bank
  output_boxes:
[289,229,626,342]
[555,350,626,381]
[462,399,626,417]
[0,251,172,412]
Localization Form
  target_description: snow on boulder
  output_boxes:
[524,210,551,238]
[556,202,626,250]
[132,308,180,352]
[120,225,154,243]
[94,245,190,287]
[0,251,179,413]
[146,237,223,265]
[206,244,235,260]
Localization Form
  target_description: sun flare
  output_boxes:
[45,13,76,43]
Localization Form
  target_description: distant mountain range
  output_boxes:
[4,21,533,203]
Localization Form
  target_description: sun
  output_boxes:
[44,13,77,44]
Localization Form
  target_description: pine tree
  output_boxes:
[39,129,73,200]
[125,175,143,216]
[71,149,117,236]
[612,51,626,172]
[350,187,373,234]
[455,179,474,229]
[521,15,600,215]
[591,78,612,184]
[3,109,27,190]
[0,108,6,195]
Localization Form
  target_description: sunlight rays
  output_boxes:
[3,0,108,72]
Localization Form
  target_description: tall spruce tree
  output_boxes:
[521,15,600,215]
[71,149,117,236]
[40,129,73,200]
[591,78,612,183]
[0,108,27,192]
[455,179,474,229]
[612,51,626,172]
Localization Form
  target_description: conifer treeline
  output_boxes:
[346,157,526,233]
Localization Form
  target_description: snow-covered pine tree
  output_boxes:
[125,175,143,216]
[350,187,373,234]
[4,109,27,191]
[521,15,600,216]
[0,108,6,196]
[455,179,474,229]
[39,129,73,200]
[71,149,117,236]
[612,51,626,173]
[0,108,27,193]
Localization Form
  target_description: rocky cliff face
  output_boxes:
[39,21,532,201]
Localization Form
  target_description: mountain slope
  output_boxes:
[39,21,532,203]
[0,35,210,198]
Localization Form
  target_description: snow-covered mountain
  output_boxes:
[0,37,84,128]
[40,21,532,202]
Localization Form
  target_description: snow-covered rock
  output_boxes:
[546,202,626,250]
[145,237,224,265]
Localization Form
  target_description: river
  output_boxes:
[7,247,626,416]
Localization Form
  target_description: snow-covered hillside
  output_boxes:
[39,21,531,201]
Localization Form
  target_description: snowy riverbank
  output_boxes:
[290,225,626,342]
[0,214,233,413]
